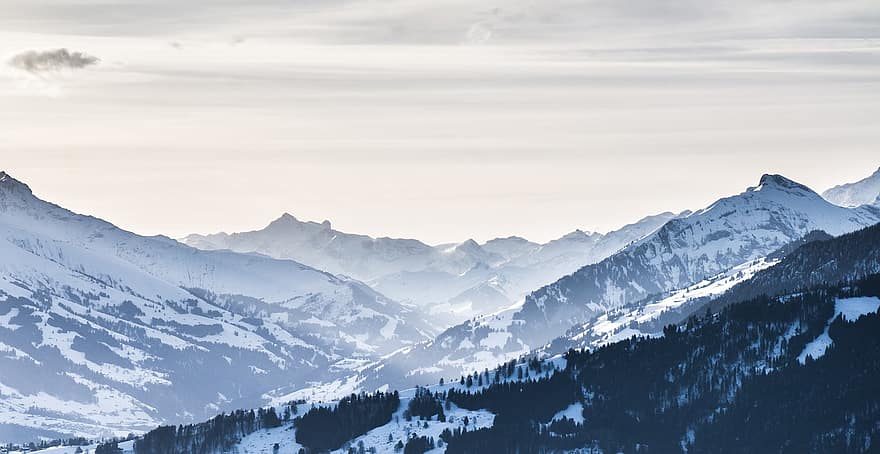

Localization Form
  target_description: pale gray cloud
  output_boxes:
[8,48,99,73]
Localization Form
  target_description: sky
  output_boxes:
[1,0,879,244]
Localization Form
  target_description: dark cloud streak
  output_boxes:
[8,48,99,73]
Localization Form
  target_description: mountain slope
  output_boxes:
[0,171,432,440]
[822,166,880,207]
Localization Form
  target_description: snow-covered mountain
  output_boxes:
[822,166,880,207]
[183,212,680,325]
[0,171,433,441]
[513,174,880,346]
[331,174,880,395]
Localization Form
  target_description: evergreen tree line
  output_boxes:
[132,407,282,454]
[403,435,435,454]
[447,372,580,423]
[295,390,400,452]
[404,386,445,421]
[7,436,93,452]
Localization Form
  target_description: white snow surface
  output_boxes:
[239,381,500,454]
[550,402,585,424]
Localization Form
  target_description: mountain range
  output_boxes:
[182,211,681,325]
[2,166,880,449]
[344,173,880,394]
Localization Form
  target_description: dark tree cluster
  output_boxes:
[134,408,279,454]
[403,435,435,454]
[22,436,93,451]
[405,386,445,421]
[95,442,123,454]
[295,391,400,452]
[447,372,580,423]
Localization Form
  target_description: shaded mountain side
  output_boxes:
[709,221,880,312]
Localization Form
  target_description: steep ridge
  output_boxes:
[513,174,880,347]
[0,172,432,440]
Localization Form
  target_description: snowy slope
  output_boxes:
[184,212,680,325]
[822,167,880,207]
[0,171,433,441]
[514,174,880,348]
[234,370,527,454]
[545,258,779,353]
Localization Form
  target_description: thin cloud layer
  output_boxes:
[8,48,99,73]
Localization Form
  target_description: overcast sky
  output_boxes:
[1,0,879,244]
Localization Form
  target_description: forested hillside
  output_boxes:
[442,275,880,453]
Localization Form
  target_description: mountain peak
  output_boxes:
[756,174,815,194]
[486,235,529,244]
[265,212,301,228]
[560,229,597,241]
[458,238,481,249]
[0,171,33,195]
[264,212,335,234]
